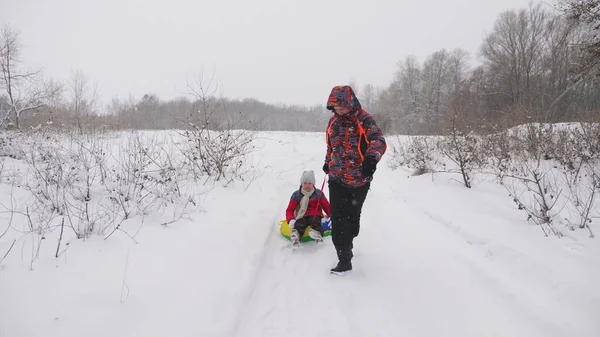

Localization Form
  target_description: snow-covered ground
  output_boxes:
[1,130,599,337]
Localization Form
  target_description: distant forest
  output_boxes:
[2,2,599,135]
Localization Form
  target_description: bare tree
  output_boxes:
[480,4,550,113]
[391,55,424,133]
[421,51,449,134]
[420,48,470,134]
[0,25,60,129]
[558,0,600,82]
[360,83,376,112]
[68,69,99,134]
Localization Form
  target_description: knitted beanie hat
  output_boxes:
[300,170,315,184]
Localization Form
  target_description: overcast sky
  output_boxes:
[1,0,551,107]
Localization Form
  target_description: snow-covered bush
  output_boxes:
[390,121,599,237]
[388,135,440,176]
[0,129,204,267]
[174,73,256,184]
[553,123,600,237]
[436,116,483,188]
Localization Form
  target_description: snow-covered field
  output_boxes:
[1,130,599,337]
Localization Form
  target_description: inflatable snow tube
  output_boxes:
[279,218,332,242]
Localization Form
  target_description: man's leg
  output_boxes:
[328,180,354,264]
[348,183,370,238]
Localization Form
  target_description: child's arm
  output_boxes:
[285,192,299,223]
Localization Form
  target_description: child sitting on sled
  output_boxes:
[285,170,331,246]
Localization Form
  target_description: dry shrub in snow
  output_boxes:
[175,73,256,185]
[103,131,193,240]
[389,114,483,189]
[0,133,19,159]
[480,129,512,179]
[0,128,204,267]
[388,135,440,176]
[389,120,599,238]
[490,124,564,237]
[436,115,483,188]
[482,123,598,237]
[178,127,255,184]
[553,123,599,237]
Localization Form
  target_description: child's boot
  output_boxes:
[309,229,323,244]
[290,229,300,248]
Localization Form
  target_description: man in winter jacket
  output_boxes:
[323,85,387,275]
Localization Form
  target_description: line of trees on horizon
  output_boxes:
[1,1,599,135]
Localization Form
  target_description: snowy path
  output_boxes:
[231,169,589,337]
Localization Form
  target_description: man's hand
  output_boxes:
[361,156,377,177]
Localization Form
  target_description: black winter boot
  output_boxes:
[331,248,353,275]
[330,260,352,275]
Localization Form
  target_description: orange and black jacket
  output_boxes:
[324,86,387,188]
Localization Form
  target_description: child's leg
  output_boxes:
[293,218,311,238]
[308,216,324,235]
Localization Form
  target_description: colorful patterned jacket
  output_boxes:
[324,86,387,188]
[285,188,331,223]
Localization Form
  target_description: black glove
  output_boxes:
[361,156,377,177]
[322,163,329,174]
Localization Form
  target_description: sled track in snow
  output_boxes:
[228,196,287,337]
[401,197,575,336]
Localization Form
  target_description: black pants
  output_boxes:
[328,180,370,263]
[294,216,323,237]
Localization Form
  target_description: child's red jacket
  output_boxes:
[285,188,331,223]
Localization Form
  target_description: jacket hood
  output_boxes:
[326,85,362,115]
